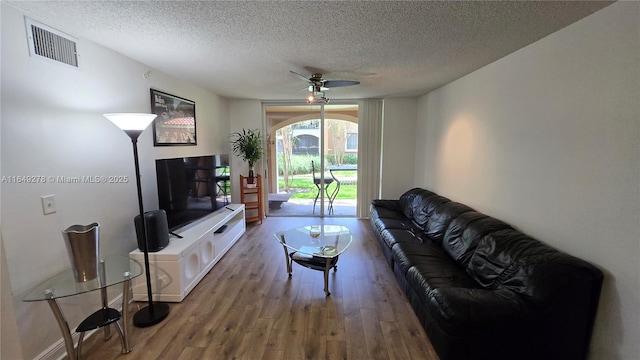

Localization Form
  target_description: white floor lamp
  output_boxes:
[104,113,170,327]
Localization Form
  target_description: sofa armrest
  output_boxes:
[428,287,528,335]
[371,199,399,211]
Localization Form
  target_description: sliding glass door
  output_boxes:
[265,103,358,217]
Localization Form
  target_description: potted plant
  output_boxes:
[230,128,264,186]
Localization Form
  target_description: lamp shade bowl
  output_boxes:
[103,113,156,131]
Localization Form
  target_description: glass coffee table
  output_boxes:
[274,225,352,296]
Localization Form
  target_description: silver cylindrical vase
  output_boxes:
[61,223,100,282]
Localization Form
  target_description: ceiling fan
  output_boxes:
[290,71,360,104]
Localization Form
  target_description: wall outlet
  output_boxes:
[41,195,56,215]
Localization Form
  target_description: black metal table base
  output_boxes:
[287,251,339,296]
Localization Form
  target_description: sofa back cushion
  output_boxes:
[423,202,474,245]
[497,251,603,305]
[442,212,512,267]
[412,194,450,230]
[467,228,603,307]
[466,229,555,290]
[398,188,434,219]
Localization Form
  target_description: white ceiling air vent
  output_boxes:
[25,17,78,68]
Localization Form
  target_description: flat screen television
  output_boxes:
[155,154,229,230]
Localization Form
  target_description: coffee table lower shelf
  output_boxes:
[287,252,339,296]
[275,225,352,297]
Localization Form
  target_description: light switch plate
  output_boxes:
[41,195,56,215]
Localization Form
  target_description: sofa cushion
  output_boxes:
[412,195,450,230]
[371,199,399,212]
[373,217,414,233]
[398,188,435,219]
[380,228,425,249]
[427,287,528,337]
[370,203,404,221]
[497,249,603,306]
[442,212,513,267]
[423,202,474,245]
[406,261,478,309]
[391,241,446,276]
[370,201,413,234]
[467,229,554,290]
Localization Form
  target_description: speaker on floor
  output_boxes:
[134,209,169,252]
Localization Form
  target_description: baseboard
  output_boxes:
[34,294,124,360]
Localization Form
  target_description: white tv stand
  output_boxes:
[129,204,246,302]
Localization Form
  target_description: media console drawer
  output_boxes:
[130,204,246,302]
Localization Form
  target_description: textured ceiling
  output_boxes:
[6,1,612,101]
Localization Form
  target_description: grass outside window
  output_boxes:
[277,174,356,200]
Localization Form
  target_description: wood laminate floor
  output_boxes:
[81,217,438,360]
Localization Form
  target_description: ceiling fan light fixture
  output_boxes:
[291,70,358,105]
[307,94,316,104]
[306,90,330,104]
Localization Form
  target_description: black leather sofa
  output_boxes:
[370,188,603,360]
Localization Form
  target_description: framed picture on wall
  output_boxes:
[150,89,197,146]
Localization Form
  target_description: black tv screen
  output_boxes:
[155,154,229,230]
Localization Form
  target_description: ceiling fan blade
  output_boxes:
[323,80,360,88]
[290,70,311,83]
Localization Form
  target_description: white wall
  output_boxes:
[381,98,417,198]
[415,3,639,359]
[1,4,229,358]
[228,100,263,204]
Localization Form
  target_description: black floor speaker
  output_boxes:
[134,209,169,252]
